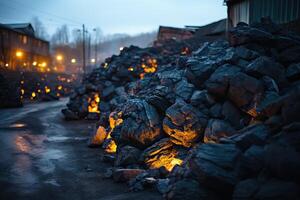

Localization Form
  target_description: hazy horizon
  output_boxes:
[0,0,227,36]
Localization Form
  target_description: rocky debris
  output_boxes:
[113,168,146,183]
[165,179,216,200]
[115,145,141,167]
[63,19,300,199]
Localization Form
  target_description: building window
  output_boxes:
[22,36,27,44]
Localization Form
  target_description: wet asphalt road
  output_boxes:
[0,99,162,200]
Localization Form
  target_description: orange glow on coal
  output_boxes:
[146,149,183,172]
[88,93,100,113]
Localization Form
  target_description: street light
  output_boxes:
[56,54,63,61]
[16,50,23,58]
[71,58,76,63]
[91,58,95,63]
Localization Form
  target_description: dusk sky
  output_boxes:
[0,0,227,36]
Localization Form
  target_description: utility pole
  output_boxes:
[82,24,86,76]
[88,33,91,69]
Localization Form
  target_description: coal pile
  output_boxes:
[63,20,300,200]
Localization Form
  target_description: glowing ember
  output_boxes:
[88,93,100,113]
[102,111,123,153]
[146,149,183,172]
[105,139,117,153]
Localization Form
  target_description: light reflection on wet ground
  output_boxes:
[0,99,163,200]
[0,100,70,195]
[9,123,27,128]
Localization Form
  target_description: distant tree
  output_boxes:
[51,24,70,45]
[31,17,49,40]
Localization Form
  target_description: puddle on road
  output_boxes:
[47,136,88,142]
[10,131,67,192]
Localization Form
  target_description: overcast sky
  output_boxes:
[0,0,226,35]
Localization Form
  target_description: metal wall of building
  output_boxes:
[229,0,250,27]
[250,0,300,24]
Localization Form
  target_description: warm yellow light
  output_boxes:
[56,55,63,61]
[41,62,47,68]
[128,67,134,71]
[38,89,41,93]
[57,85,63,90]
[32,61,37,66]
[16,51,23,58]
[31,92,36,98]
[21,89,24,95]
[53,66,58,71]
[91,58,95,63]
[20,80,24,84]
[45,86,51,93]
[71,58,76,63]
[5,63,9,67]
[47,68,51,72]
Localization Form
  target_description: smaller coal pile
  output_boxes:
[64,19,300,200]
[62,43,195,120]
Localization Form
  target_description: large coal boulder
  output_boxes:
[204,119,236,143]
[166,179,219,200]
[146,85,173,113]
[221,123,270,151]
[205,64,241,98]
[229,23,274,47]
[281,85,300,124]
[111,99,162,148]
[264,123,300,183]
[184,58,219,88]
[245,56,286,86]
[286,63,300,81]
[278,46,300,64]
[163,100,208,147]
[233,179,300,200]
[228,72,264,117]
[189,143,245,196]
[174,79,195,102]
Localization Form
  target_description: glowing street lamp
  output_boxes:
[16,51,23,58]
[56,55,63,61]
[91,58,96,63]
[32,61,37,66]
[71,58,76,63]
[40,62,47,68]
